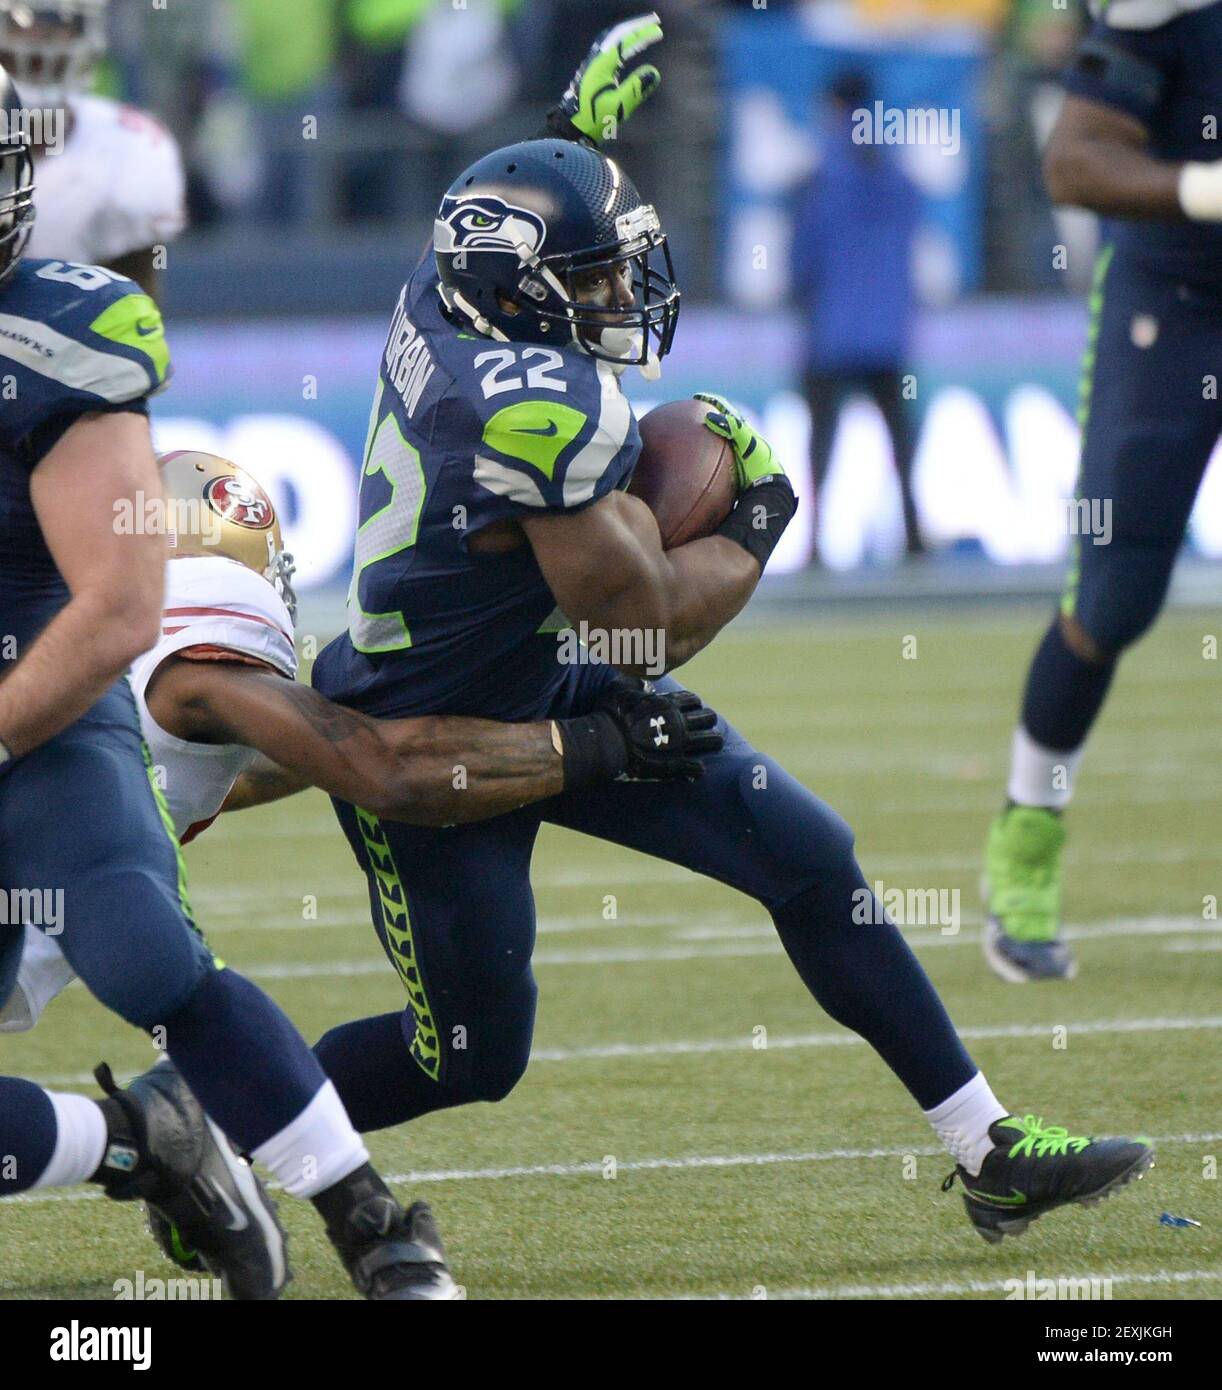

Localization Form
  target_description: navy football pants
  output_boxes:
[1062,249,1222,651]
[0,682,214,1026]
[0,680,329,1180]
[1019,249,1222,753]
[320,662,978,1129]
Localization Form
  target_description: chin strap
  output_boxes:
[445,286,510,343]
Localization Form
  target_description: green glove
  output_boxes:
[556,12,664,144]
[695,393,787,491]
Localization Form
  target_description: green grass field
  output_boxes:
[3,602,1219,1300]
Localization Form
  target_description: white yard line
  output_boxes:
[528,1015,1222,1060]
[6,1132,1219,1208]
[224,923,1215,971]
[195,837,1218,911]
[679,916,1214,946]
[24,1018,1222,1089]
[698,1269,1222,1301]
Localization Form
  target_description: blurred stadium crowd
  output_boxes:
[96,0,1091,307]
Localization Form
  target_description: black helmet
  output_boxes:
[0,61,34,286]
[434,139,680,374]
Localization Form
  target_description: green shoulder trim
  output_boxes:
[90,293,171,387]
[482,400,589,481]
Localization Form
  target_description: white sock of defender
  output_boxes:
[252,1081,369,1198]
[32,1091,108,1189]
[925,1072,1008,1177]
[1007,725,1084,810]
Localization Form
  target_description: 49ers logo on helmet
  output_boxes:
[203,474,275,531]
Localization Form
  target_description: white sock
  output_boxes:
[252,1081,369,1198]
[1007,725,1083,810]
[924,1072,1008,1176]
[33,1091,108,1189]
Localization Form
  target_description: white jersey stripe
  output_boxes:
[0,312,150,402]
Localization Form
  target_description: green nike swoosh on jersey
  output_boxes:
[511,421,560,437]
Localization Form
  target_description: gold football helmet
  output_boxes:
[159,450,298,622]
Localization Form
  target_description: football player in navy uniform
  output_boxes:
[0,63,468,1300]
[982,0,1222,982]
[308,16,1157,1249]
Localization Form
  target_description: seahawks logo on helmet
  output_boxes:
[435,195,547,259]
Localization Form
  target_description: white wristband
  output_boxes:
[0,739,11,768]
[1177,161,1222,222]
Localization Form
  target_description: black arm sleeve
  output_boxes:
[532,108,599,149]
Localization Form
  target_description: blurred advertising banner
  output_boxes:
[719,8,988,307]
[150,303,1222,593]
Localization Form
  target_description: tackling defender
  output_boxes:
[2,447,719,1032]
[306,17,1155,1249]
[0,0,185,299]
[982,0,1222,981]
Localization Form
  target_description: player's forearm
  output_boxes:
[378,716,564,824]
[656,536,759,670]
[585,536,758,676]
[221,755,313,813]
[1044,131,1182,218]
[0,592,156,757]
[181,668,564,826]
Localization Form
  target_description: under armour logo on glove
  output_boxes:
[595,678,722,781]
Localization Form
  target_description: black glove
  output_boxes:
[556,680,723,787]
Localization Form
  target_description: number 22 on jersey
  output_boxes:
[348,381,426,654]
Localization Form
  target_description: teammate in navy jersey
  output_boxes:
[982,0,1222,982]
[0,62,470,1299]
[310,15,1157,1252]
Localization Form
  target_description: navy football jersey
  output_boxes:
[1065,0,1222,282]
[0,258,170,662]
[313,257,641,720]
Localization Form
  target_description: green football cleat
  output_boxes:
[944,1115,1154,1244]
[982,805,1075,981]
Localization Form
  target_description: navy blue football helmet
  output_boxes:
[0,62,34,285]
[434,139,680,374]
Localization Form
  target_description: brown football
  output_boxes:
[628,399,737,549]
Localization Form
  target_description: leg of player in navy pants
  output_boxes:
[984,246,1222,975]
[317,661,977,1132]
[1026,251,1222,746]
[0,683,335,1195]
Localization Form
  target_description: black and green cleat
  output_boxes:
[93,1059,289,1299]
[943,1114,1155,1244]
